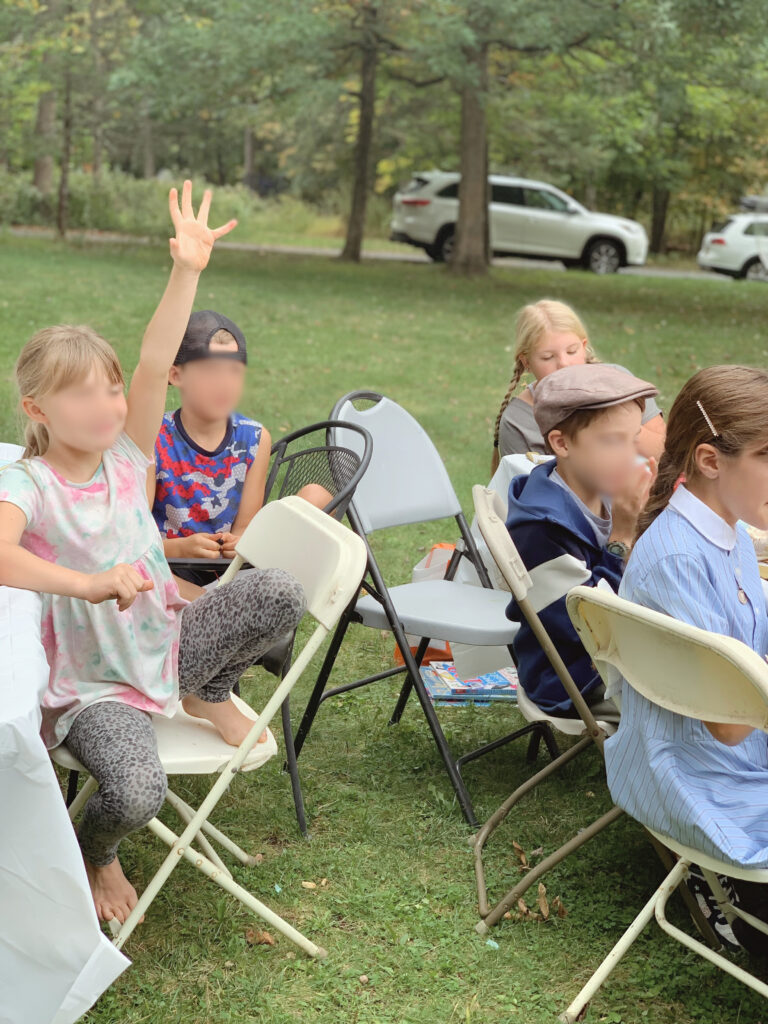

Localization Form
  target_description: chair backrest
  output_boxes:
[566,585,768,730]
[329,391,461,533]
[471,486,533,603]
[264,420,373,519]
[232,495,367,631]
[472,485,606,734]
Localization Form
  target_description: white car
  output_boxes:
[390,171,648,273]
[697,214,768,281]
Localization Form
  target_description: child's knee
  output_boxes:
[297,483,334,510]
[103,766,167,832]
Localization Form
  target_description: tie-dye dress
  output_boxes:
[0,433,187,748]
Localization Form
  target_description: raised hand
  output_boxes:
[168,179,237,273]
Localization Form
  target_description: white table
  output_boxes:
[0,586,129,1024]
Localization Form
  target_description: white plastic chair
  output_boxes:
[290,392,557,829]
[561,584,768,1021]
[470,486,623,931]
[52,496,367,957]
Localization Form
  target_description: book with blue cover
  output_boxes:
[420,662,517,705]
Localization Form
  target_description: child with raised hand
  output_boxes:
[604,365,768,951]
[153,309,332,585]
[0,182,306,927]
[491,299,666,472]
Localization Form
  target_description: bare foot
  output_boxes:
[85,855,142,925]
[182,694,267,746]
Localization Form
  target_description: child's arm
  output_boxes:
[0,503,153,611]
[219,429,271,558]
[124,181,237,459]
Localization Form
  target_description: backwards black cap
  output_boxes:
[174,310,247,366]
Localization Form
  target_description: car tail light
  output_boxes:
[401,198,431,207]
[711,237,726,245]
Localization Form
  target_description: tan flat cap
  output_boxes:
[533,363,658,438]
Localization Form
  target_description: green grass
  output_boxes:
[2,235,768,1024]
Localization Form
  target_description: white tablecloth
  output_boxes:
[0,586,129,1024]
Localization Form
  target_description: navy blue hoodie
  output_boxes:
[505,461,624,714]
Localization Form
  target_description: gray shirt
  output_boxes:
[497,363,662,459]
[551,469,613,547]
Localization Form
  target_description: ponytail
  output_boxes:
[634,451,685,540]
[22,422,49,460]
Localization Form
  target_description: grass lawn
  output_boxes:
[2,235,768,1024]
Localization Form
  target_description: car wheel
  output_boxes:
[431,226,455,263]
[742,257,768,283]
[584,239,622,274]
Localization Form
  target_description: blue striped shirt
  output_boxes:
[604,485,768,868]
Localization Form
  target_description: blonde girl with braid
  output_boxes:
[605,365,768,952]
[491,299,666,473]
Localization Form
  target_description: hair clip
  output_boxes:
[696,400,720,439]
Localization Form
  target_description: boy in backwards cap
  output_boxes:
[153,310,327,585]
[505,363,659,720]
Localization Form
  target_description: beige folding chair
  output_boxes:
[560,584,768,1021]
[53,496,367,958]
[470,486,623,932]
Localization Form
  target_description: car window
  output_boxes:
[491,184,524,206]
[711,218,733,233]
[523,188,570,212]
[401,176,431,194]
[437,182,459,199]
[743,221,768,237]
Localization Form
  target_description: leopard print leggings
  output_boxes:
[65,568,305,866]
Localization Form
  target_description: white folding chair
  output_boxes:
[290,392,558,829]
[561,584,768,1021]
[53,496,367,957]
[470,486,623,930]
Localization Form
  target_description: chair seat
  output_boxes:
[516,684,617,737]
[51,694,278,776]
[646,827,768,885]
[354,579,517,646]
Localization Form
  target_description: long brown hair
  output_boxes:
[491,299,597,471]
[636,365,768,539]
[15,325,124,458]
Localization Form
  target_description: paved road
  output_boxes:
[7,226,727,282]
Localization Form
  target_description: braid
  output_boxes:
[634,450,684,541]
[493,359,525,450]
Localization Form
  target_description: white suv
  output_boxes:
[390,171,648,273]
[697,214,768,281]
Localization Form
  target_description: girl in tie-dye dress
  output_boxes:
[0,183,305,927]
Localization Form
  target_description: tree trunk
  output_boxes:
[340,4,378,263]
[56,72,73,237]
[141,108,155,179]
[650,185,670,254]
[33,88,57,193]
[450,42,489,276]
[242,125,256,190]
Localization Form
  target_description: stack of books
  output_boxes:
[419,660,518,707]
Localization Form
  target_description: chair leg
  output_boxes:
[476,805,624,930]
[292,610,351,760]
[65,769,80,807]
[645,833,721,951]
[389,634,431,725]
[471,736,593,916]
[114,817,327,958]
[558,858,688,1023]
[67,774,98,821]
[281,694,309,838]
[525,723,560,765]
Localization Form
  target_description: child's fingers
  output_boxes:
[137,579,155,592]
[180,179,193,219]
[211,219,238,240]
[168,187,181,228]
[196,188,212,225]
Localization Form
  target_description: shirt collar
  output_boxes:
[668,484,738,552]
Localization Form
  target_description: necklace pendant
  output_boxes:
[738,588,748,605]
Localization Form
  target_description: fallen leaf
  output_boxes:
[359,974,369,985]
[245,928,275,946]
[301,881,317,890]
[537,883,550,921]
[320,878,329,887]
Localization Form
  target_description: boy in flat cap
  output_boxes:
[505,363,659,719]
